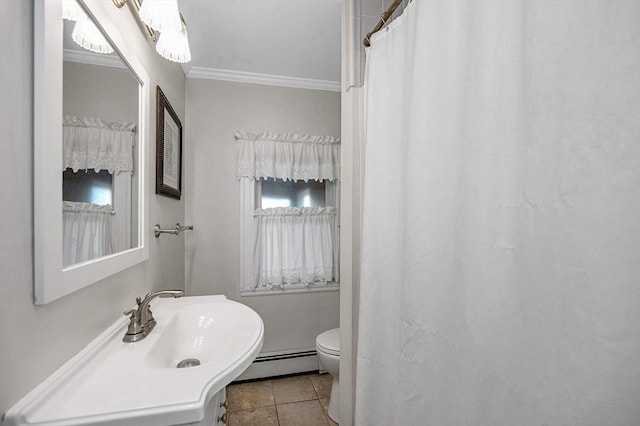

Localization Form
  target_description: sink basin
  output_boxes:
[148,300,263,369]
[5,295,264,426]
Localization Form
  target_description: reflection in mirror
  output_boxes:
[261,178,326,208]
[34,0,149,304]
[61,1,139,267]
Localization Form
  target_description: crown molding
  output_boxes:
[180,62,191,78]
[63,49,127,70]
[187,67,340,92]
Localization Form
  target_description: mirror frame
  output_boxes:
[34,0,150,304]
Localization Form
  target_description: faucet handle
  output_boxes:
[123,308,145,342]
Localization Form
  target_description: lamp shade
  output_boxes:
[155,22,191,63]
[138,0,182,33]
[61,0,85,21]
[72,20,114,54]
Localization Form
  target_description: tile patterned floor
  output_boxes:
[227,373,338,426]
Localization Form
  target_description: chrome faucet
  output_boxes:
[122,289,184,343]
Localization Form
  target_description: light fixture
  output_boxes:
[61,0,85,22]
[112,0,192,64]
[155,15,191,63]
[72,19,115,54]
[63,0,114,54]
[138,0,182,33]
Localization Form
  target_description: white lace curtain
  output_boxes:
[63,201,115,266]
[253,207,337,288]
[62,116,135,266]
[63,115,136,173]
[235,131,340,182]
[236,131,340,290]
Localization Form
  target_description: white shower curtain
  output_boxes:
[357,2,640,426]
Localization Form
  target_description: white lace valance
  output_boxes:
[235,131,340,182]
[254,206,337,217]
[63,116,136,173]
[63,201,115,214]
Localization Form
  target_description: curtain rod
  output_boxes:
[363,0,404,47]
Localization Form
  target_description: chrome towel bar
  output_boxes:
[154,223,193,238]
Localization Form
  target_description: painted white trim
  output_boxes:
[234,347,320,381]
[63,48,127,69]
[34,0,150,304]
[34,0,64,303]
[180,61,191,77]
[240,285,339,297]
[338,2,363,423]
[239,178,256,294]
[188,66,341,92]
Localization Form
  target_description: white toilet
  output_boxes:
[316,328,340,424]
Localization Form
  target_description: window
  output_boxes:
[242,178,340,293]
[236,131,341,294]
[260,178,326,208]
[63,168,113,205]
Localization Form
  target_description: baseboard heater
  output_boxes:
[253,350,317,363]
[235,348,321,381]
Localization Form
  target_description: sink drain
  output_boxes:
[177,358,201,368]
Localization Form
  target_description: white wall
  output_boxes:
[184,79,340,356]
[0,1,186,416]
[63,61,138,123]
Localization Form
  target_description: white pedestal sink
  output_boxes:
[4,295,264,426]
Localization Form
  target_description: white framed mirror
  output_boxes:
[34,0,149,304]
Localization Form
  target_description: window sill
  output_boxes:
[240,283,339,297]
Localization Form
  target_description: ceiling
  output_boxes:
[178,0,342,88]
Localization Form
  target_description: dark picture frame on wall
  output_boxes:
[156,86,182,199]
